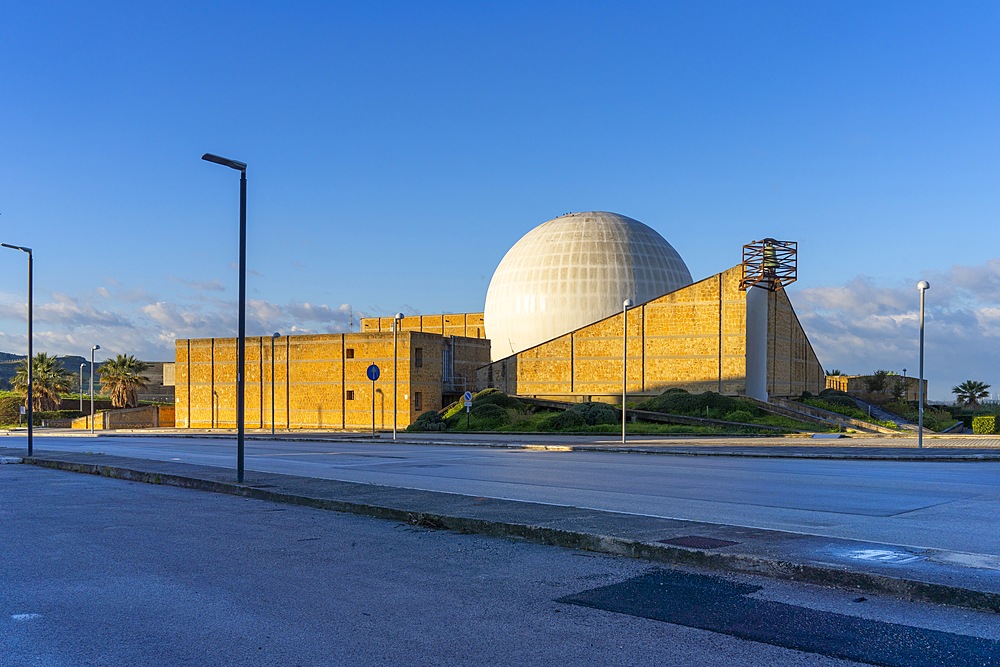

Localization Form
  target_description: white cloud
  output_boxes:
[795,260,1000,401]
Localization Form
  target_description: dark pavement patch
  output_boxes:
[559,569,1000,667]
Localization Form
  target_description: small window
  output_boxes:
[346,390,355,401]
[414,392,422,410]
[345,348,354,359]
[414,348,423,368]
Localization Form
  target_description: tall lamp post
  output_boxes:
[392,313,403,441]
[622,298,633,444]
[80,363,85,412]
[917,280,930,449]
[202,152,248,483]
[2,243,33,455]
[90,345,101,435]
[271,332,280,435]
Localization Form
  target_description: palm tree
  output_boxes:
[10,353,71,411]
[98,354,149,408]
[952,380,991,409]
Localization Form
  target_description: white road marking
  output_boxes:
[11,613,41,621]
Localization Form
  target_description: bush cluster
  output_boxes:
[0,395,22,425]
[539,401,620,431]
[882,401,955,433]
[972,416,998,435]
[635,390,760,420]
[406,410,447,432]
[541,410,588,431]
[816,389,858,408]
[467,402,508,428]
[722,410,755,424]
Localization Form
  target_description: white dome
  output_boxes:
[484,211,692,361]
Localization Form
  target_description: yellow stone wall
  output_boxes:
[476,265,825,400]
[175,331,490,430]
[766,289,826,397]
[361,312,486,339]
[825,374,925,401]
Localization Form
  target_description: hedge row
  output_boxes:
[972,415,998,435]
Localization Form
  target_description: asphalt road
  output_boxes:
[17,434,1000,557]
[4,465,999,667]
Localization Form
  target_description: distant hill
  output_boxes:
[0,353,101,391]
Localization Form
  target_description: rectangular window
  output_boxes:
[414,347,423,368]
[414,392,422,410]
[346,390,355,401]
[345,348,355,359]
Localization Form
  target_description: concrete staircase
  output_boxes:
[751,397,899,434]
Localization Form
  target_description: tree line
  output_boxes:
[9,353,149,410]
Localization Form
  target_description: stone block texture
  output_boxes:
[175,331,490,430]
[476,265,825,401]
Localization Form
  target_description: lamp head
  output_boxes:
[1,243,31,254]
[394,312,403,320]
[272,332,281,339]
[202,153,247,172]
[623,299,634,309]
[92,344,100,352]
[917,280,930,291]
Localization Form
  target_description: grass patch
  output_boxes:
[417,389,826,435]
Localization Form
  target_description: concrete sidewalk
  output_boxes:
[3,445,999,615]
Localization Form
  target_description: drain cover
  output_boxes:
[842,548,922,564]
[659,535,740,549]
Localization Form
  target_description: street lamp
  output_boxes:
[622,298,633,444]
[90,345,101,435]
[392,313,403,441]
[79,363,85,412]
[202,152,248,483]
[917,280,930,449]
[271,332,280,435]
[2,243,33,455]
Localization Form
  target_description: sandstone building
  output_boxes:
[173,211,824,430]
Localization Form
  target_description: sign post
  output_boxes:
[367,364,380,439]
[463,391,473,429]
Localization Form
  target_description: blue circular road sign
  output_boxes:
[367,364,380,381]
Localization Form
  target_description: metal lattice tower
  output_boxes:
[740,238,797,291]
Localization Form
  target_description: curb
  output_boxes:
[87,431,1000,461]
[22,455,1000,615]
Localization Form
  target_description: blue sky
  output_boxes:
[1,1,998,401]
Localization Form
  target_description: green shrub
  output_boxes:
[471,402,507,423]
[803,398,867,419]
[883,401,956,433]
[972,416,998,434]
[813,391,857,408]
[566,402,619,425]
[441,401,465,420]
[407,410,447,432]
[0,395,21,425]
[635,390,759,419]
[723,410,755,424]
[472,388,526,412]
[540,410,588,431]
[445,402,510,430]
